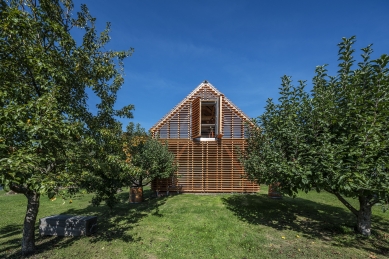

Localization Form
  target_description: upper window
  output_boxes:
[191,97,223,140]
[201,101,216,138]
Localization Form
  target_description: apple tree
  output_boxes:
[241,36,389,236]
[0,0,133,255]
[123,123,177,201]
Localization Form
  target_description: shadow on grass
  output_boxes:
[0,225,23,256]
[222,193,389,256]
[0,189,169,258]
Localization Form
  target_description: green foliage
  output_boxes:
[242,76,313,197]
[241,36,389,235]
[0,0,134,253]
[80,122,138,208]
[123,123,177,187]
[0,0,134,196]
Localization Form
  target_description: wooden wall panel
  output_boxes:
[150,83,258,193]
[191,97,201,138]
[151,139,259,193]
[152,85,247,140]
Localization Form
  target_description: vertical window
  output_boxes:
[201,101,216,138]
[192,96,223,139]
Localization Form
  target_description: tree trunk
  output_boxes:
[332,192,374,236]
[268,182,282,198]
[357,195,372,236]
[22,191,40,256]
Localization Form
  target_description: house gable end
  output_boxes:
[151,81,251,139]
[150,81,260,193]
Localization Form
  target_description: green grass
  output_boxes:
[0,186,388,258]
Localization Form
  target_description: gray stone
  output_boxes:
[39,215,97,236]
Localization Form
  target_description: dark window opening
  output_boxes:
[201,101,216,138]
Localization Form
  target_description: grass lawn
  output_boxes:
[0,186,388,259]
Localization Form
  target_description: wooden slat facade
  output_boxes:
[150,81,259,193]
[191,97,201,138]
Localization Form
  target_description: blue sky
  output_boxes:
[77,0,389,130]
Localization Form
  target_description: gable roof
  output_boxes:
[150,80,252,132]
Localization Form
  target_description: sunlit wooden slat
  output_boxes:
[150,82,259,193]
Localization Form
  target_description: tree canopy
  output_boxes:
[0,0,133,254]
[241,36,389,236]
[123,123,177,189]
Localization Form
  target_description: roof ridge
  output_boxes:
[150,81,209,130]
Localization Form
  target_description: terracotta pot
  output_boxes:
[129,186,143,203]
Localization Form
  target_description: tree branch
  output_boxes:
[25,65,41,97]
[367,197,379,207]
[141,180,152,187]
[9,182,28,194]
[129,178,139,186]
[333,192,358,217]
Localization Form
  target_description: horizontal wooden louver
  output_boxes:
[191,97,201,138]
[151,139,259,193]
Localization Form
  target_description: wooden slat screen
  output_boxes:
[150,83,258,193]
[153,85,246,140]
[222,102,245,138]
[151,139,259,193]
[191,97,201,138]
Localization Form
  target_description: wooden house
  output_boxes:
[150,81,259,193]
